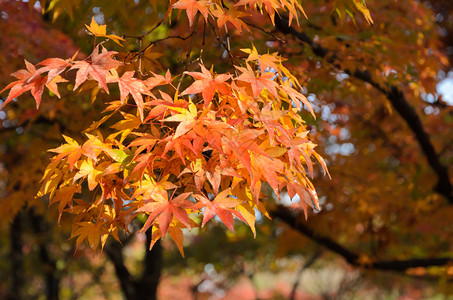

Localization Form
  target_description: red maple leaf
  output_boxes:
[70,45,122,93]
[192,189,245,232]
[138,192,193,237]
[0,60,47,108]
[37,57,71,83]
[222,129,266,175]
[114,71,151,121]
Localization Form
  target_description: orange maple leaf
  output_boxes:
[235,64,278,98]
[172,0,210,27]
[49,184,81,222]
[182,65,231,106]
[212,6,250,32]
[242,45,282,74]
[49,135,103,170]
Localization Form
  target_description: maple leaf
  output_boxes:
[138,192,193,237]
[136,46,164,75]
[110,112,142,142]
[237,201,256,237]
[85,17,126,45]
[231,184,265,236]
[145,91,186,121]
[172,0,211,27]
[112,71,151,121]
[280,81,315,117]
[37,57,71,83]
[254,102,289,142]
[283,133,311,174]
[71,221,107,249]
[235,0,282,24]
[211,6,250,32]
[182,65,231,106]
[193,189,245,232]
[313,151,330,178]
[46,75,68,98]
[221,129,267,175]
[144,70,174,90]
[0,60,47,108]
[70,45,122,93]
[129,134,158,159]
[46,0,80,21]
[97,175,129,214]
[180,155,223,194]
[48,134,103,170]
[284,171,319,217]
[251,153,284,196]
[352,0,373,24]
[283,0,306,26]
[198,119,232,153]
[73,159,109,191]
[49,184,81,222]
[149,219,191,257]
[133,176,178,200]
[163,100,199,139]
[241,45,282,74]
[235,64,278,98]
[130,153,157,182]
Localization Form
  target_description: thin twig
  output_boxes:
[243,20,287,43]
[289,249,323,300]
[122,12,168,41]
[207,20,242,68]
[177,14,201,92]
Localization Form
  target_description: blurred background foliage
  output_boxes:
[1,0,453,299]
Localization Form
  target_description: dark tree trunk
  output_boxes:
[134,230,162,300]
[105,241,135,299]
[29,212,60,300]
[105,229,162,300]
[8,213,24,300]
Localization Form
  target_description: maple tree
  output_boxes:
[1,0,336,255]
[1,0,453,299]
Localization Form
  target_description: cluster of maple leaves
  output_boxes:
[0,0,361,254]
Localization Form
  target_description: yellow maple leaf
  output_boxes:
[85,17,125,46]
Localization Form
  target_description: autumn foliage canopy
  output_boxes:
[4,0,453,298]
[0,0,372,256]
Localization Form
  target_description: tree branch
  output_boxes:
[271,205,453,271]
[289,249,322,300]
[274,16,453,203]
